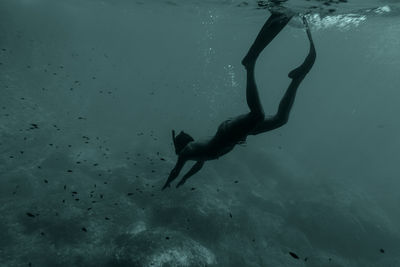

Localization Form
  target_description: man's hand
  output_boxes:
[176,178,186,188]
[161,157,186,191]
[161,182,171,190]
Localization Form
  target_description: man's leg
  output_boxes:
[242,11,293,118]
[250,17,316,135]
[245,64,264,117]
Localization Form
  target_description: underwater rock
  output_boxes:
[112,227,216,267]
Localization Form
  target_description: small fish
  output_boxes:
[26,212,35,218]
[81,227,87,232]
[289,252,299,259]
[380,248,385,253]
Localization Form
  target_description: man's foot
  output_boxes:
[302,15,309,29]
[302,16,313,42]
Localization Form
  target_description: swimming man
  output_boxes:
[162,13,316,190]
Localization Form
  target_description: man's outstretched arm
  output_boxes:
[162,157,186,190]
[176,161,204,188]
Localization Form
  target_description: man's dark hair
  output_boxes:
[173,130,194,155]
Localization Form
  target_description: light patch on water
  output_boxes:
[307,13,367,30]
[146,244,216,267]
[373,5,391,15]
[126,220,147,235]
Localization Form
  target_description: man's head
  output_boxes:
[172,130,194,155]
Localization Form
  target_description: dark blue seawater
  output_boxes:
[1,0,400,266]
